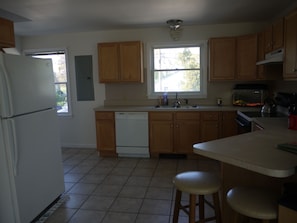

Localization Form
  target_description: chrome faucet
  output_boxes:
[173,93,181,108]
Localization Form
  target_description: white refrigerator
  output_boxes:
[0,53,65,223]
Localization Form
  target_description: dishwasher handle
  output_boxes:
[115,112,148,120]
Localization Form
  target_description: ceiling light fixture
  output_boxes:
[167,19,183,30]
[166,19,183,41]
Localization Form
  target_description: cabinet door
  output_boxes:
[272,18,284,51]
[200,112,220,142]
[174,112,200,154]
[149,112,173,154]
[257,32,266,79]
[209,37,236,80]
[95,112,116,156]
[264,26,273,53]
[236,34,258,80]
[264,18,284,53]
[175,120,200,154]
[284,10,297,79]
[120,41,143,82]
[98,43,119,82]
[221,111,237,138]
[0,18,15,48]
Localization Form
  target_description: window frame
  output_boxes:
[24,48,72,116]
[147,41,208,99]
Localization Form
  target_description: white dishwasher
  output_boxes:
[115,112,149,158]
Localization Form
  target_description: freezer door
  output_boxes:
[0,53,56,117]
[2,109,64,223]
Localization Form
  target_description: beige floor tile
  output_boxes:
[126,176,152,187]
[101,212,137,223]
[119,185,147,198]
[101,175,129,185]
[140,199,172,215]
[39,149,221,223]
[110,197,143,213]
[92,185,122,197]
[79,174,106,184]
[68,182,97,195]
[145,187,173,200]
[135,214,170,223]
[44,208,76,223]
[68,209,106,223]
[81,195,115,211]
[61,194,88,209]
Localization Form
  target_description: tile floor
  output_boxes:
[44,148,221,223]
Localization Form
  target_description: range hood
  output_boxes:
[256,48,284,65]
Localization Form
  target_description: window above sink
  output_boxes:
[146,41,208,99]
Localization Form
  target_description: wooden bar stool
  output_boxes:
[227,187,278,223]
[172,171,222,223]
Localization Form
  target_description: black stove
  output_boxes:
[236,111,287,134]
[241,111,287,118]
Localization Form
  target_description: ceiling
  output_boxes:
[1,0,297,36]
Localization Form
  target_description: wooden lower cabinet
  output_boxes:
[221,111,238,138]
[149,112,174,154]
[149,111,200,156]
[95,110,238,157]
[200,111,221,142]
[95,111,117,157]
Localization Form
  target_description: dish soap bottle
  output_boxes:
[162,92,168,106]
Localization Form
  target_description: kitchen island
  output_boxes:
[193,117,297,222]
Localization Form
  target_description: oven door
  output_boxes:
[235,115,251,134]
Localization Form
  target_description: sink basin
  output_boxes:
[153,105,199,109]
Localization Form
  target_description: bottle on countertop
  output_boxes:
[162,92,168,106]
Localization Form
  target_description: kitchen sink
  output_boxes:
[153,105,199,109]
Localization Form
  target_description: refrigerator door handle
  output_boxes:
[8,119,19,176]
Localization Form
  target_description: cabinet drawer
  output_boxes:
[222,111,236,120]
[149,112,173,120]
[96,111,114,120]
[175,112,200,120]
[201,111,220,120]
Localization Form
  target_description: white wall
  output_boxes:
[20,22,264,148]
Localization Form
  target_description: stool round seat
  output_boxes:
[172,171,221,223]
[173,171,221,195]
[227,187,278,220]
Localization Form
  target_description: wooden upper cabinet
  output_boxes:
[236,34,258,80]
[257,32,266,80]
[98,41,143,83]
[119,42,143,82]
[209,35,258,81]
[209,37,236,81]
[284,9,297,79]
[264,18,284,53]
[98,43,119,82]
[0,17,15,49]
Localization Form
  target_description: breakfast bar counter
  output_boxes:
[193,117,297,222]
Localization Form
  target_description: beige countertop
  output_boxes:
[94,105,257,112]
[193,117,297,178]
